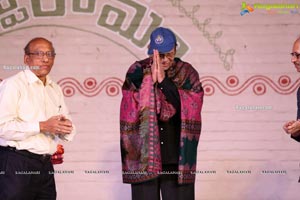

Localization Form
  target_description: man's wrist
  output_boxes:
[39,121,45,132]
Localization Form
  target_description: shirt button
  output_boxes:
[160,127,163,131]
[160,87,163,90]
[161,142,164,145]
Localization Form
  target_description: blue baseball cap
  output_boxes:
[148,27,177,55]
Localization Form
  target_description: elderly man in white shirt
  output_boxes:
[0,37,76,200]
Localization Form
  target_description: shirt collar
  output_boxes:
[24,70,53,86]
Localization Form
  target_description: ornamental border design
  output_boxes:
[0,75,299,97]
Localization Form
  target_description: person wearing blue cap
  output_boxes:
[120,27,204,200]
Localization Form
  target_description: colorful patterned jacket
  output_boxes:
[120,57,204,184]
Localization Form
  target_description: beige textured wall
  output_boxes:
[0,0,299,199]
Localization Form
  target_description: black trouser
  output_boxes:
[0,146,56,200]
[131,165,195,200]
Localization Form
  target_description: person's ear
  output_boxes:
[24,54,30,65]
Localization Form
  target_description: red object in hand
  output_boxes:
[51,144,64,165]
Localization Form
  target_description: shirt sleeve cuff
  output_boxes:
[31,122,41,133]
[291,134,300,142]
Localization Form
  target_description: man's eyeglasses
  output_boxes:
[291,52,300,59]
[159,51,176,59]
[27,51,56,59]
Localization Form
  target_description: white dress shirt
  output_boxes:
[0,70,76,154]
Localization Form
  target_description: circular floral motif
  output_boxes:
[253,83,266,95]
[84,77,97,90]
[203,84,215,96]
[226,75,239,87]
[278,75,291,87]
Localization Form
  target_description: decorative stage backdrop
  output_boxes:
[0,0,299,199]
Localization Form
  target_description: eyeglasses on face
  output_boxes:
[159,50,176,59]
[291,52,300,59]
[27,51,56,59]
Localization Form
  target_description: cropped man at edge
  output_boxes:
[0,37,76,200]
[120,27,204,200]
[283,36,300,183]
[283,36,300,142]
